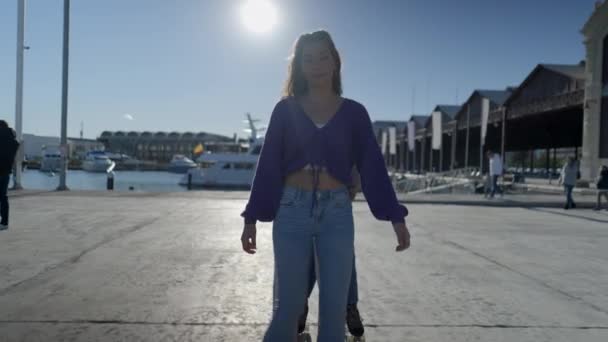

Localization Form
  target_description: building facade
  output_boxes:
[22,134,105,160]
[98,131,235,162]
[581,0,608,180]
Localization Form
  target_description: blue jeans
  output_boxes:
[0,175,9,225]
[264,186,354,342]
[306,252,358,306]
[490,175,502,197]
[564,185,575,208]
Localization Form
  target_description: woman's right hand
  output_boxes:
[392,222,411,252]
[241,223,257,254]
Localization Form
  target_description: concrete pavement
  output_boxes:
[1,191,607,341]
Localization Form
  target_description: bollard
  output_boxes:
[187,173,193,190]
[107,171,115,191]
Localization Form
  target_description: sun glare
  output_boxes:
[240,0,278,34]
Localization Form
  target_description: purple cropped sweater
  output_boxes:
[241,97,408,224]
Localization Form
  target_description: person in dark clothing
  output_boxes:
[0,120,20,230]
[594,165,608,211]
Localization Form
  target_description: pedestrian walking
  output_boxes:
[0,120,20,230]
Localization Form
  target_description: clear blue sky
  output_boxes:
[0,0,598,139]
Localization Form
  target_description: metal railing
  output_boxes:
[393,167,480,194]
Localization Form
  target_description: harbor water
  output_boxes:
[16,170,186,192]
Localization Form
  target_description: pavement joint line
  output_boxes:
[0,320,607,330]
[8,191,604,211]
[6,190,51,198]
[432,236,608,317]
[0,217,163,297]
[396,199,592,209]
[523,207,608,224]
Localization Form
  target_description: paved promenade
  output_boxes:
[1,190,607,341]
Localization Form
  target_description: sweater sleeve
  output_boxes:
[354,105,408,224]
[241,101,287,225]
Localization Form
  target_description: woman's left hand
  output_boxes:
[392,222,410,252]
[241,223,257,254]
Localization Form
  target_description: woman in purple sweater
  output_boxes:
[240,30,410,342]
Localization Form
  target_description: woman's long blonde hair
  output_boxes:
[282,30,343,97]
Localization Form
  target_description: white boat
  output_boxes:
[40,152,61,173]
[82,151,114,173]
[105,152,145,170]
[167,155,197,174]
[179,113,264,189]
[180,145,261,189]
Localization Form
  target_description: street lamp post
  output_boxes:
[57,0,70,191]
[12,0,26,190]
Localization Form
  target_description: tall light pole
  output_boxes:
[12,0,26,190]
[57,0,70,191]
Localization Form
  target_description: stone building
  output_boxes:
[581,0,608,180]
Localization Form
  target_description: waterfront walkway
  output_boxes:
[1,190,607,341]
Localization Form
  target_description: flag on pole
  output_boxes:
[193,143,204,155]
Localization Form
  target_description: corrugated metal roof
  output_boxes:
[372,120,408,131]
[409,115,429,128]
[435,105,461,119]
[541,63,585,80]
[477,90,512,106]
[503,63,585,106]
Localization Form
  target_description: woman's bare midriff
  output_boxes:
[284,168,345,191]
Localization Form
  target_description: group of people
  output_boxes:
[3,28,606,342]
[2,31,406,341]
[483,150,608,211]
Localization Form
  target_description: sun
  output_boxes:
[240,0,278,34]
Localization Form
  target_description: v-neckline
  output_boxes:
[293,97,347,131]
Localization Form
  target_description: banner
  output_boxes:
[481,98,490,144]
[388,126,397,155]
[407,121,416,152]
[432,111,442,150]
[381,130,388,156]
